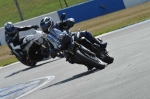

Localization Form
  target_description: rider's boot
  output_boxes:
[86,65,94,71]
[93,38,107,49]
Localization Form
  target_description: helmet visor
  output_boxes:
[6,27,15,34]
[41,24,49,33]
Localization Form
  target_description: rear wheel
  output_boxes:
[27,61,37,67]
[13,50,37,67]
[74,49,105,70]
[21,60,37,67]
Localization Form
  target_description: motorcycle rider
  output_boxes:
[4,22,39,60]
[55,17,107,50]
[40,17,105,70]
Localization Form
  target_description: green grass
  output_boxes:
[94,14,150,36]
[0,58,18,66]
[94,17,150,36]
[0,0,87,27]
[0,2,150,66]
[71,2,150,36]
[0,45,17,66]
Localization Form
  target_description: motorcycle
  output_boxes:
[57,33,106,70]
[11,30,63,67]
[59,13,114,64]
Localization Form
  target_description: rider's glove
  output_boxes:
[20,41,29,49]
[32,25,39,30]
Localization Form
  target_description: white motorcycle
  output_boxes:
[12,30,52,67]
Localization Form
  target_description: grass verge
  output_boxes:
[0,0,87,27]
[0,2,150,66]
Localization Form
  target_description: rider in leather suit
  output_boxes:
[40,17,89,67]
[40,17,105,70]
[4,22,39,59]
[55,17,107,50]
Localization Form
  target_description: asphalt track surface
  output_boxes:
[0,20,150,99]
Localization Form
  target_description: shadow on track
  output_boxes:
[5,58,61,78]
[42,68,100,90]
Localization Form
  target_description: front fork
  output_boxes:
[79,37,109,58]
[79,37,100,52]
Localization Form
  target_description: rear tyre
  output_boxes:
[27,61,37,67]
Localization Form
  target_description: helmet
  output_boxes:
[4,22,15,35]
[40,17,54,33]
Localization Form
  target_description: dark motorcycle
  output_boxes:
[60,13,114,64]
[61,34,106,70]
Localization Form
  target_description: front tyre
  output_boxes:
[100,53,114,64]
[18,57,37,67]
[74,50,105,70]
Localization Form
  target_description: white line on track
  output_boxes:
[16,76,55,99]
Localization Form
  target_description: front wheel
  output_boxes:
[74,50,105,70]
[99,52,114,64]
[18,57,37,67]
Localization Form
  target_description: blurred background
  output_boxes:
[0,0,87,27]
